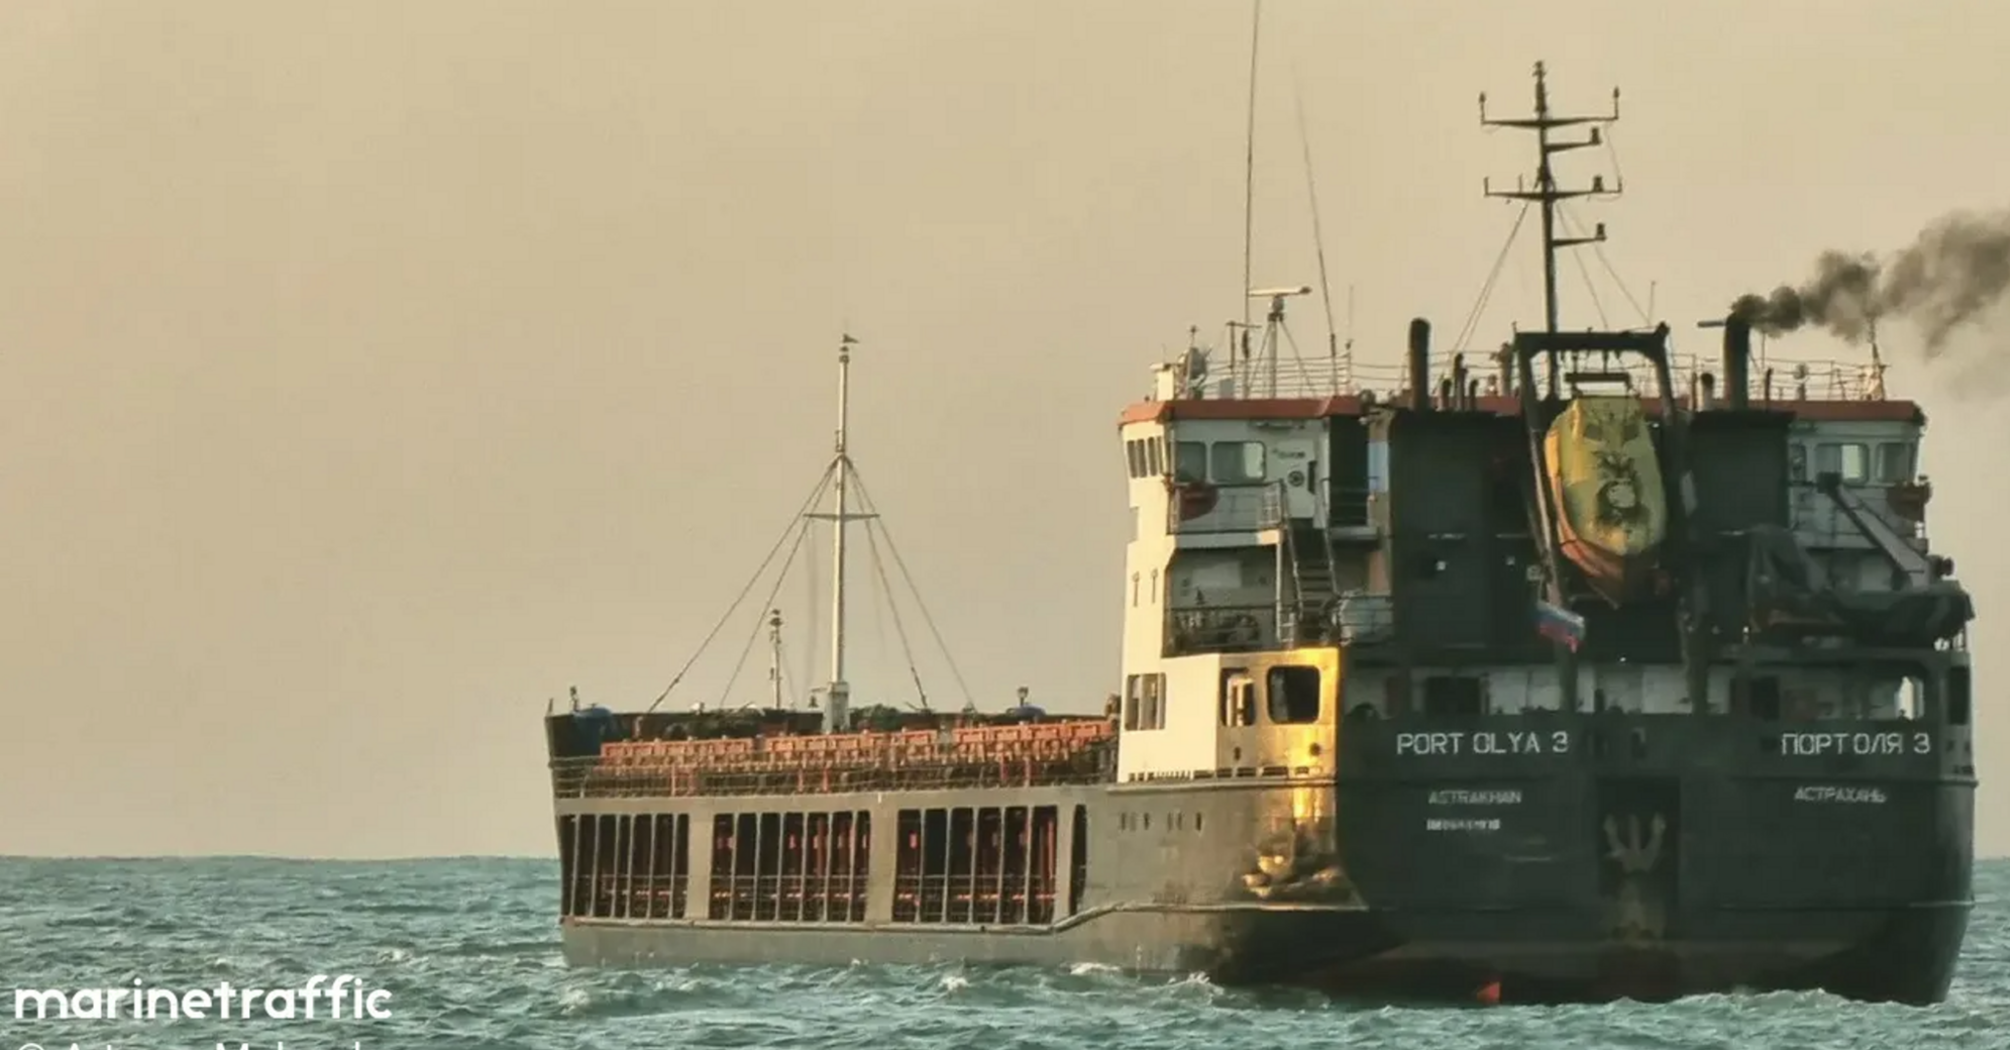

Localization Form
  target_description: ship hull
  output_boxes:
[550,712,1973,1005]
[558,899,1967,1004]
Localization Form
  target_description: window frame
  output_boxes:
[1265,666,1322,724]
[1218,670,1257,727]
[1209,440,1267,485]
[1876,441,1914,484]
[1173,441,1208,483]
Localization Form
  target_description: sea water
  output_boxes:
[4,856,2004,1049]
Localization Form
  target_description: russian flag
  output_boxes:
[1535,599,1586,652]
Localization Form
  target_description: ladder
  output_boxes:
[1278,519,1340,645]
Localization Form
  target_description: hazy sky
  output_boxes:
[3,1,2005,857]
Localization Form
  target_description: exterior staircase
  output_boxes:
[1279,521,1340,645]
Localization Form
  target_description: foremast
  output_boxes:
[639,328,976,723]
[807,333,875,734]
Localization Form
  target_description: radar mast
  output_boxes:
[1481,62,1622,395]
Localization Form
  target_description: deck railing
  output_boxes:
[1165,482,1279,534]
[1187,348,1894,404]
[553,719,1117,800]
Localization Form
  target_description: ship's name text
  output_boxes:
[1778,731,1929,757]
[1794,785,1889,804]
[1395,730,1565,756]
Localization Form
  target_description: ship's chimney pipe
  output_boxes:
[1762,366,1775,403]
[1466,378,1480,408]
[1496,343,1514,396]
[1408,318,1431,411]
[1437,377,1454,408]
[1698,371,1716,410]
[1722,315,1752,411]
[1451,353,1468,409]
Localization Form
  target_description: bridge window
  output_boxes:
[1816,442,1869,484]
[1839,443,1868,483]
[1266,666,1321,723]
[1125,440,1145,478]
[1877,442,1914,484]
[1146,439,1164,476]
[1210,441,1266,484]
[1788,443,1807,483]
[1219,670,1256,726]
[1174,441,1208,483]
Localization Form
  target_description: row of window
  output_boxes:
[1121,436,1269,485]
[561,810,874,923]
[1739,668,1969,724]
[1179,440,1266,484]
[559,813,693,920]
[707,810,872,922]
[1354,666,1968,722]
[1220,666,1323,725]
[1788,440,1915,486]
[1122,666,1325,731]
[892,805,1083,925]
[559,806,1093,927]
[1120,664,1967,726]
[1123,436,1168,479]
[1137,436,1914,491]
[1116,810,1203,832]
[1135,436,1911,492]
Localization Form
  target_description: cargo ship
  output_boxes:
[541,64,1976,1003]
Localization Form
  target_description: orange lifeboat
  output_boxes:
[1542,396,1667,605]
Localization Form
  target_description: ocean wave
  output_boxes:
[0,857,2002,1049]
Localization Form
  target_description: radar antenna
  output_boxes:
[1247,285,1313,398]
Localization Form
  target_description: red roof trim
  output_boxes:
[1118,395,1923,427]
[1118,397,1360,425]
